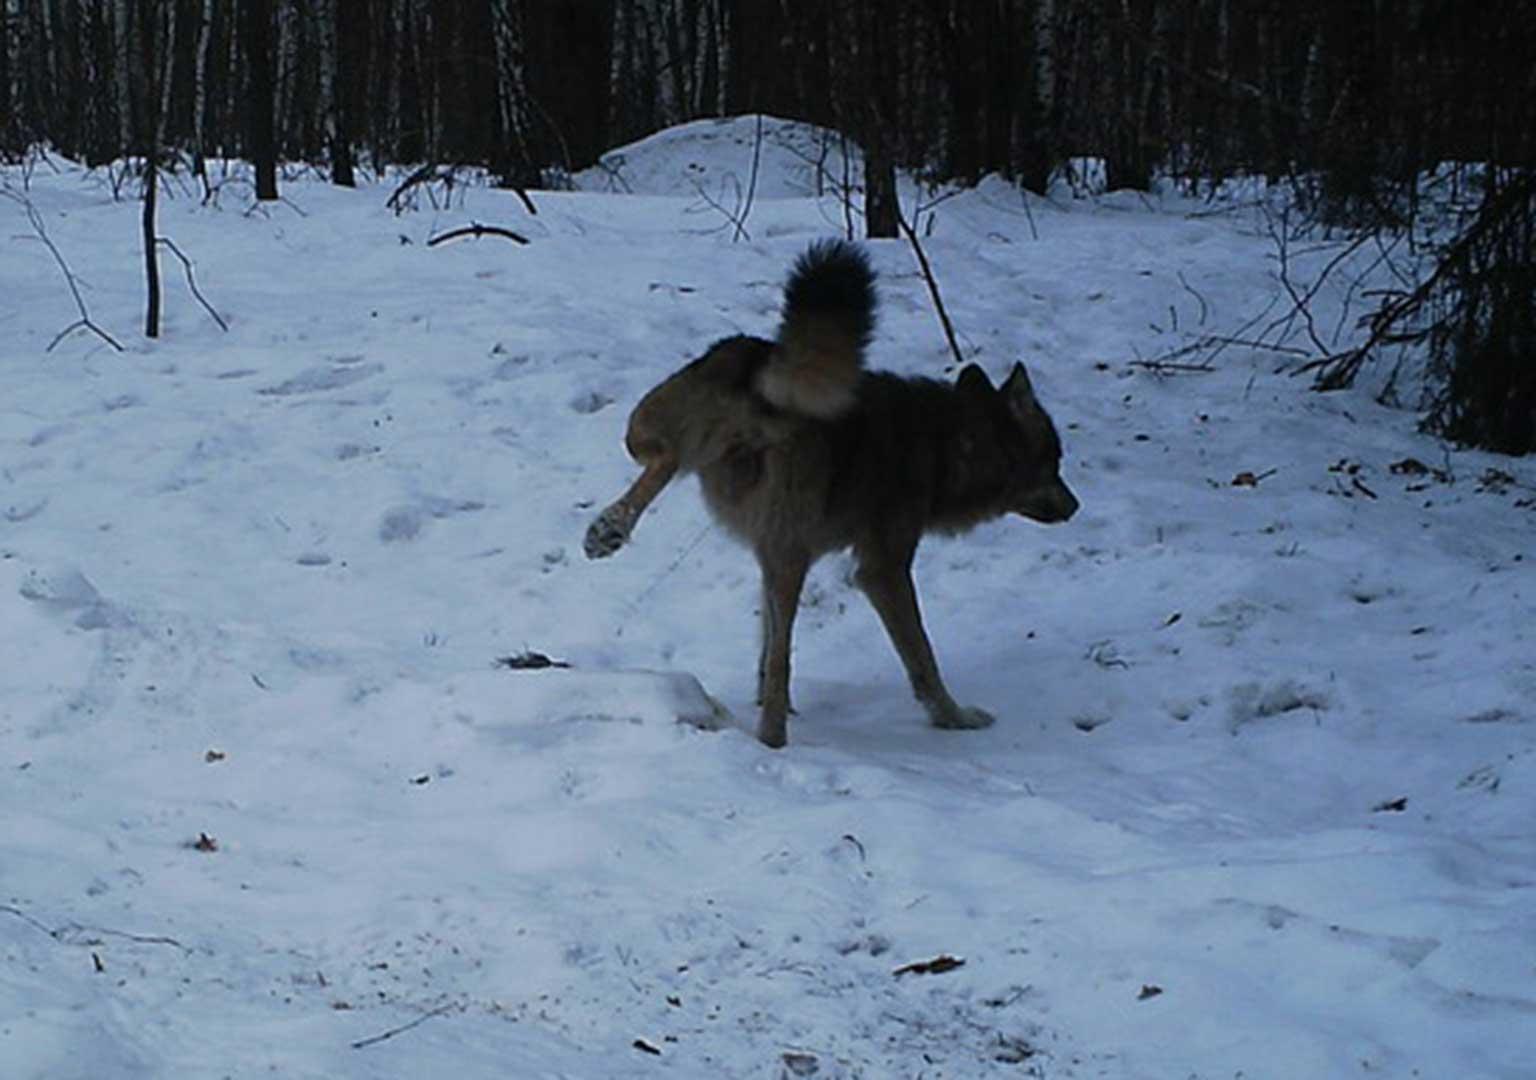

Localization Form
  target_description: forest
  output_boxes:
[2,0,1533,451]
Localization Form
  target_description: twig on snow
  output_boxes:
[426,222,530,247]
[350,1002,460,1050]
[1,902,189,952]
[1129,359,1215,374]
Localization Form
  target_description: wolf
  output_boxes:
[585,239,1078,748]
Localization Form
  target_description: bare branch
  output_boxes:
[1308,171,1536,391]
[157,237,229,331]
[351,1002,460,1050]
[2,903,188,952]
[3,187,125,353]
[896,211,965,369]
[426,223,530,247]
[387,163,448,215]
[1176,270,1209,326]
[386,163,536,217]
[1129,359,1215,375]
[733,113,766,244]
[686,174,751,240]
[1262,206,1333,357]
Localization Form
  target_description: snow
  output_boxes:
[3,117,1534,1078]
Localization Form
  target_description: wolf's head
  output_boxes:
[958,362,1079,525]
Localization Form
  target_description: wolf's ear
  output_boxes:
[957,364,994,396]
[1002,362,1037,408]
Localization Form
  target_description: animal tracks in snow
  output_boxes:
[258,358,385,397]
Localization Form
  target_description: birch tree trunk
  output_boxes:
[155,0,175,151]
[708,0,727,116]
[0,0,14,153]
[489,0,540,188]
[414,1,437,164]
[192,0,212,182]
[32,0,56,136]
[224,0,241,167]
[113,0,132,153]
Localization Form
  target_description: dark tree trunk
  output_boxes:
[242,0,278,200]
[931,0,981,184]
[140,0,161,338]
[83,1,117,165]
[527,1,609,170]
[1012,0,1054,195]
[143,157,160,337]
[851,0,899,238]
[331,0,358,186]
[865,150,900,238]
[0,3,13,156]
[1103,0,1155,193]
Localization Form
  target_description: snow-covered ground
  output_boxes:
[3,116,1533,1078]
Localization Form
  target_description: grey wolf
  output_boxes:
[585,240,1078,748]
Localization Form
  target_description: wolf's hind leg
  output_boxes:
[584,454,678,559]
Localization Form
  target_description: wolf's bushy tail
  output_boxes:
[756,239,876,419]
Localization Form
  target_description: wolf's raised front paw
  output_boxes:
[934,704,996,731]
[584,505,633,560]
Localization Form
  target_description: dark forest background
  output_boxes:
[1,0,1532,452]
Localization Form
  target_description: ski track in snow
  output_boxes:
[3,117,1534,1077]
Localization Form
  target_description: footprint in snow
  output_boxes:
[378,498,485,543]
[4,498,48,523]
[569,389,614,415]
[259,361,384,396]
[1226,679,1331,733]
[379,507,424,543]
[19,568,133,630]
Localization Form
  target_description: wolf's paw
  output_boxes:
[756,714,789,749]
[583,505,633,559]
[934,705,996,731]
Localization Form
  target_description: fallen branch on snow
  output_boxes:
[1,902,189,952]
[427,222,530,247]
[351,1002,460,1050]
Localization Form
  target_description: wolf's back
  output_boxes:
[755,239,876,420]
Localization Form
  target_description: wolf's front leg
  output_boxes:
[584,500,640,559]
[854,558,996,732]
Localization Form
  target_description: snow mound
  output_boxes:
[483,666,735,736]
[576,114,863,200]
